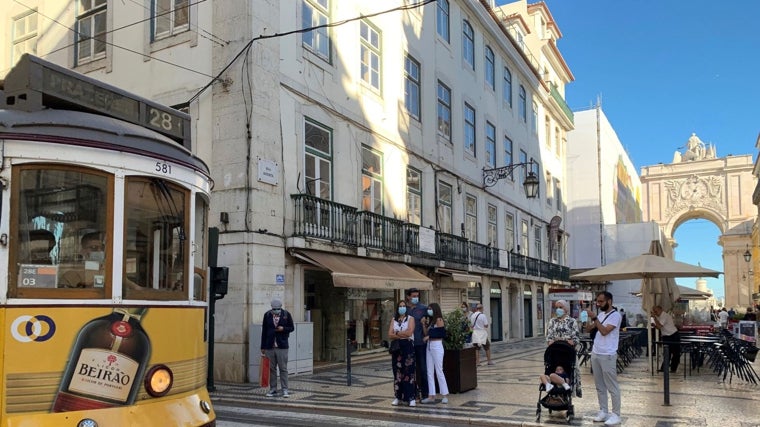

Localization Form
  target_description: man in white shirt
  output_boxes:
[652,305,681,373]
[469,304,493,366]
[718,308,729,329]
[584,291,622,426]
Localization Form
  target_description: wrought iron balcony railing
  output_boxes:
[291,194,569,282]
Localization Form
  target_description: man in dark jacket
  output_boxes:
[260,298,295,397]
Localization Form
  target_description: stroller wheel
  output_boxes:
[548,409,553,414]
[535,403,541,421]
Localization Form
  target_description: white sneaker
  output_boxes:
[409,400,416,407]
[391,398,399,406]
[441,397,448,404]
[544,383,554,393]
[604,413,621,425]
[593,411,609,422]
[562,383,571,390]
[282,390,289,398]
[265,390,277,397]
[420,397,435,404]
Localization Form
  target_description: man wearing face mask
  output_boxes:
[584,291,622,426]
[405,288,429,400]
[261,298,295,398]
[59,232,106,288]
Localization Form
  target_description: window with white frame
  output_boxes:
[436,0,450,43]
[545,116,551,149]
[360,20,381,91]
[76,0,107,64]
[505,212,515,252]
[534,225,542,259]
[464,103,476,156]
[503,67,512,108]
[302,0,330,61]
[487,204,497,246]
[504,136,514,181]
[485,46,495,89]
[153,0,189,41]
[362,146,383,214]
[555,178,562,211]
[519,149,528,184]
[407,167,422,225]
[304,119,332,199]
[531,102,538,134]
[545,171,553,206]
[520,220,529,256]
[12,10,38,63]
[438,181,453,234]
[465,194,477,241]
[437,81,451,141]
[485,121,495,167]
[462,20,474,69]
[404,54,421,120]
[518,85,527,122]
[555,127,562,156]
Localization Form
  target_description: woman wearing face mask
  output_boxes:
[388,300,416,407]
[546,299,580,347]
[421,303,449,404]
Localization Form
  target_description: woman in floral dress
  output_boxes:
[388,300,416,407]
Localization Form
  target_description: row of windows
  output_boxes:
[303,117,545,258]
[10,1,190,65]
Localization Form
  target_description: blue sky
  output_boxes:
[531,0,760,299]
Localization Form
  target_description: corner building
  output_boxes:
[2,0,576,383]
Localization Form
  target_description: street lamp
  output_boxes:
[744,245,752,306]
[483,159,540,198]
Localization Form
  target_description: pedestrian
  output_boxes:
[584,291,622,426]
[421,303,449,404]
[405,288,429,399]
[260,298,295,398]
[470,303,493,365]
[743,308,757,321]
[718,307,729,329]
[651,305,680,373]
[546,299,580,346]
[461,301,473,344]
[388,299,416,407]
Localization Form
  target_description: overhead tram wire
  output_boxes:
[186,0,438,105]
[13,0,220,80]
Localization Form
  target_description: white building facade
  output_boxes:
[3,0,576,383]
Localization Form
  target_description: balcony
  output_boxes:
[549,82,574,125]
[291,194,569,282]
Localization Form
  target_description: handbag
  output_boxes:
[388,339,401,354]
[259,355,270,388]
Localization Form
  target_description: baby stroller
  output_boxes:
[536,341,578,423]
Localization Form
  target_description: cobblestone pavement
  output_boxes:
[211,337,760,426]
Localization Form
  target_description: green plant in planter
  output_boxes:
[443,308,469,350]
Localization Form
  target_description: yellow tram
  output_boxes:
[0,55,215,426]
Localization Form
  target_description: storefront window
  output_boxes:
[347,288,395,354]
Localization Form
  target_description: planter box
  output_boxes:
[442,346,477,393]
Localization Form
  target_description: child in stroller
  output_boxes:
[536,341,578,423]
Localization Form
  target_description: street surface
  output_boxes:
[211,337,760,426]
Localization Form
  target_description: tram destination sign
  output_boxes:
[3,54,191,149]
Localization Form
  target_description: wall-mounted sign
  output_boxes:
[257,158,279,185]
[418,227,436,254]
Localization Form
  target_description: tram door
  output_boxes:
[523,288,533,338]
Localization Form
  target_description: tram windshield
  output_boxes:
[11,164,198,301]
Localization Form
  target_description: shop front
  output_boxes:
[294,250,432,363]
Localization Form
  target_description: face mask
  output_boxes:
[427,309,434,316]
[462,307,467,313]
[398,307,407,315]
[411,297,419,305]
[272,309,281,314]
[555,308,565,317]
[88,251,105,263]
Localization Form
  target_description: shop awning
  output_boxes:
[436,268,483,283]
[293,250,432,290]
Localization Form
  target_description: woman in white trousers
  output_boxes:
[421,303,449,404]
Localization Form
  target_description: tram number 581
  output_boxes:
[155,162,172,174]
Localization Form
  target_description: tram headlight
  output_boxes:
[77,419,98,427]
[144,364,173,397]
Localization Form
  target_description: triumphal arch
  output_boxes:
[640,133,756,308]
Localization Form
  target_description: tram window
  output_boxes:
[11,166,111,298]
[123,177,188,301]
